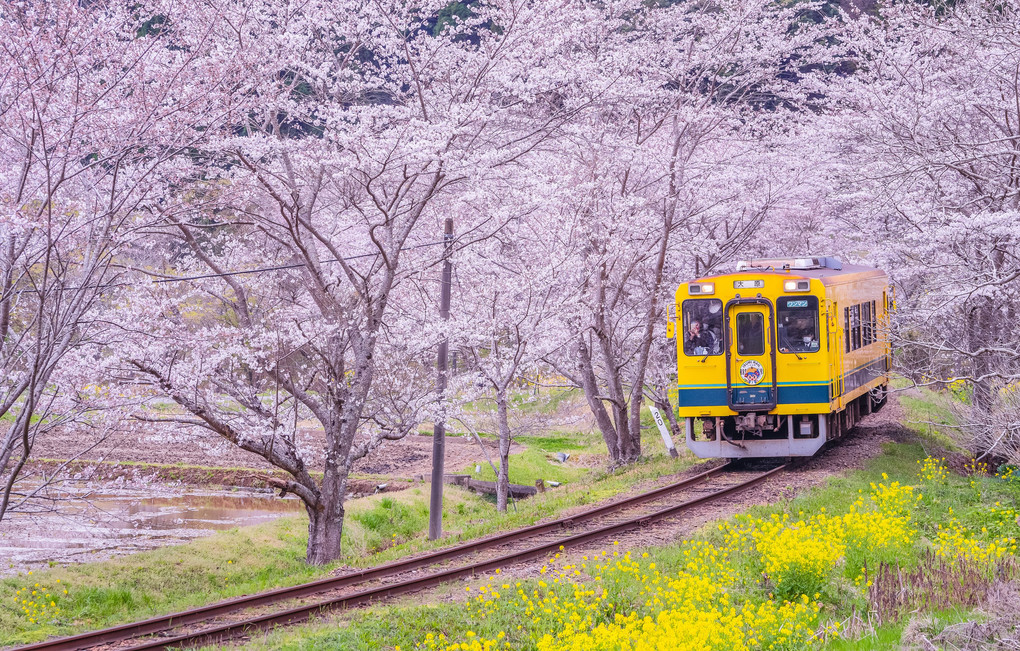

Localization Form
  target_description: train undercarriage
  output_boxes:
[685,384,888,458]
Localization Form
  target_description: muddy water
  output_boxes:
[0,484,303,575]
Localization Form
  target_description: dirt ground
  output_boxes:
[29,422,522,480]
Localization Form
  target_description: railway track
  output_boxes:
[19,460,786,651]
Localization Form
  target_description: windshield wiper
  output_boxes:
[781,346,805,361]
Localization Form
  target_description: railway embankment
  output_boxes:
[246,403,1018,650]
[3,391,1017,650]
[0,448,696,648]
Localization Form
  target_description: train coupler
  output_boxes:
[735,412,773,435]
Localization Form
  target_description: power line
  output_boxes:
[8,239,453,294]
[152,262,305,284]
[153,239,450,284]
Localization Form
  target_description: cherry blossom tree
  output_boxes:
[119,0,591,563]
[538,0,838,465]
[0,0,223,520]
[447,201,568,511]
[822,0,1020,461]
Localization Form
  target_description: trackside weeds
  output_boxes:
[12,574,65,625]
[419,457,1019,651]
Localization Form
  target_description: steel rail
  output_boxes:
[18,462,735,651]
[128,463,784,651]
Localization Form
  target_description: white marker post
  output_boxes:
[649,405,679,458]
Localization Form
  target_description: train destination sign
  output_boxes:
[733,280,765,289]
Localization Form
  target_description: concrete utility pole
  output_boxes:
[428,217,454,540]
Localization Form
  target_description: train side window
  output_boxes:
[851,304,862,350]
[863,301,872,346]
[735,312,765,356]
[777,296,820,354]
[872,300,877,341]
[844,308,851,353]
[681,299,723,356]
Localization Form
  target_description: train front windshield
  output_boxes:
[682,299,723,356]
[777,296,820,353]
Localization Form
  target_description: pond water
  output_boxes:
[0,483,304,575]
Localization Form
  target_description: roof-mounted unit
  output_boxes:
[735,257,843,272]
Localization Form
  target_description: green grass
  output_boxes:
[514,435,585,453]
[822,622,907,650]
[823,607,980,650]
[1,516,320,646]
[230,438,1020,651]
[1,450,695,646]
[227,597,470,651]
[891,376,964,452]
[898,392,962,451]
[459,447,589,486]
[508,387,580,415]
[459,387,582,418]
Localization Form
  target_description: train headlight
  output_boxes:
[784,280,811,292]
[689,282,715,295]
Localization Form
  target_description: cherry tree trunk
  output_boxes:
[305,473,346,565]
[495,388,512,512]
[608,415,640,465]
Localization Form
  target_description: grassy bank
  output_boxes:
[2,516,319,647]
[1,450,694,647]
[457,432,598,487]
[895,382,964,452]
[237,436,1019,651]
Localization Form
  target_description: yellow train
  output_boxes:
[669,257,891,458]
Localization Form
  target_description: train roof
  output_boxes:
[728,257,885,281]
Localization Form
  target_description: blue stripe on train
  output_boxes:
[676,384,830,407]
[677,356,889,408]
[778,384,830,404]
[676,387,728,407]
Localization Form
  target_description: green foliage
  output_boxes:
[136,14,167,38]
[248,442,1020,650]
[514,435,581,453]
[0,452,693,645]
[463,447,587,486]
[433,2,473,36]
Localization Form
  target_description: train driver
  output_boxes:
[685,319,717,356]
[786,315,819,351]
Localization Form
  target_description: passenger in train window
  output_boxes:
[777,296,820,353]
[787,315,818,351]
[682,299,723,356]
[704,325,721,354]
[685,319,716,355]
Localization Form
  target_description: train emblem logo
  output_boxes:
[739,360,764,386]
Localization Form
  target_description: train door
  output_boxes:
[827,300,843,403]
[725,302,776,410]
